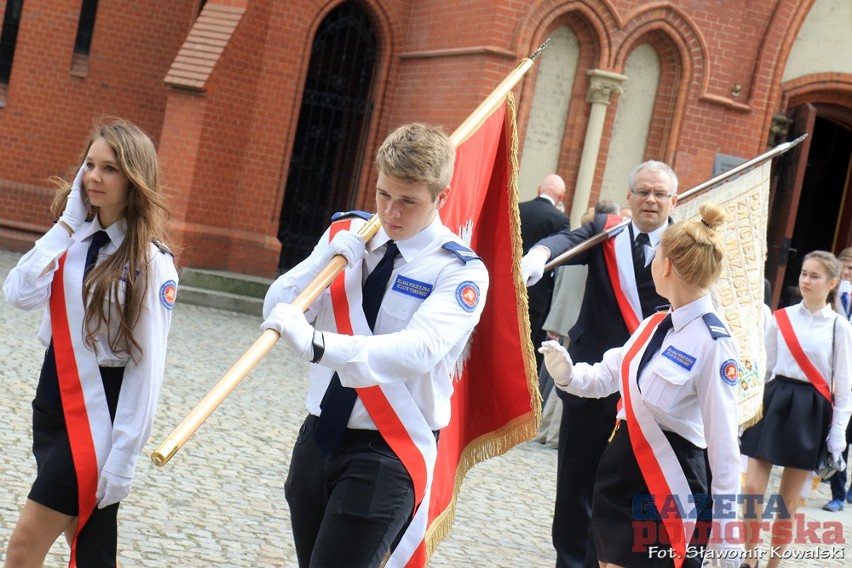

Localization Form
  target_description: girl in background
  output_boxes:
[739,250,852,568]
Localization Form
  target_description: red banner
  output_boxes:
[424,94,540,558]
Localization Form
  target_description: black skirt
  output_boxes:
[739,375,832,470]
[592,423,710,568]
[29,343,124,516]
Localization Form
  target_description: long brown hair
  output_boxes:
[51,119,173,361]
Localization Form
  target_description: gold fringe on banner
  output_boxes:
[424,92,542,557]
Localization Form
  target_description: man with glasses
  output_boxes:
[521,160,678,568]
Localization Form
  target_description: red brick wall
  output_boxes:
[1,0,848,277]
[0,0,193,247]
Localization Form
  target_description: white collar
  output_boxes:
[538,194,556,206]
[670,294,714,332]
[369,216,444,262]
[75,217,128,249]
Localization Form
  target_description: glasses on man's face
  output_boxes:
[631,189,673,201]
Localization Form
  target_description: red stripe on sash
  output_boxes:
[326,220,429,511]
[621,312,686,568]
[602,215,640,333]
[49,252,98,568]
[329,220,354,335]
[774,308,833,404]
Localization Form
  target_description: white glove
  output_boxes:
[538,340,573,387]
[96,468,133,509]
[317,230,366,270]
[701,540,744,568]
[521,246,549,286]
[58,163,89,233]
[827,427,847,463]
[261,303,313,361]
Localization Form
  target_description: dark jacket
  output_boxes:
[536,213,667,430]
[518,196,570,317]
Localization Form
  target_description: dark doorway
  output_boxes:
[777,116,852,307]
[277,2,377,270]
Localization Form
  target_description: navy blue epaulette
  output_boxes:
[331,210,373,222]
[442,241,481,264]
[702,313,730,339]
[152,239,173,256]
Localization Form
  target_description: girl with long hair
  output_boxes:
[3,118,178,567]
[739,250,852,568]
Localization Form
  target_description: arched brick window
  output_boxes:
[277,2,377,270]
[0,0,24,88]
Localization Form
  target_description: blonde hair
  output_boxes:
[51,118,174,361]
[659,202,726,289]
[837,247,852,263]
[375,123,455,199]
[802,250,840,308]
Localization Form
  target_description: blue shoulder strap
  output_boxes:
[330,210,373,222]
[702,313,731,340]
[152,239,173,256]
[442,241,481,264]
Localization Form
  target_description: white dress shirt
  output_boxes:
[264,215,489,430]
[3,218,178,478]
[560,295,742,518]
[765,301,852,436]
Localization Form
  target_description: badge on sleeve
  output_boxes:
[720,359,738,386]
[160,280,177,310]
[455,281,480,313]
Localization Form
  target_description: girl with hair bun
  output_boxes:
[540,202,743,567]
[3,118,179,567]
[739,250,852,568]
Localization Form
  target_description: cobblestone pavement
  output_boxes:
[1,249,849,567]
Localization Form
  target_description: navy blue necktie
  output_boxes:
[633,231,650,275]
[84,230,110,283]
[314,241,399,452]
[842,292,851,319]
[636,314,673,386]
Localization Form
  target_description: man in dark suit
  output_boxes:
[521,161,678,568]
[519,174,571,370]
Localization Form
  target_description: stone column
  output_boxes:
[570,69,628,227]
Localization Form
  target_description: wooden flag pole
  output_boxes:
[151,41,550,467]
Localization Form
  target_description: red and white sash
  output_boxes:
[326,219,438,568]
[774,308,833,404]
[620,313,697,568]
[601,215,642,334]
[49,247,113,568]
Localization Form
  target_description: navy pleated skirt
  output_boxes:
[740,375,831,471]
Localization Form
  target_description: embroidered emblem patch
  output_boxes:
[160,280,177,310]
[392,275,433,299]
[720,359,738,386]
[455,281,480,312]
[662,345,696,371]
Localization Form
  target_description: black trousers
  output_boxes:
[553,420,611,568]
[285,415,415,568]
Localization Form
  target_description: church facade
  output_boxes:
[0,0,850,304]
